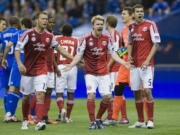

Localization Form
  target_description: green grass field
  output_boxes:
[0,99,180,135]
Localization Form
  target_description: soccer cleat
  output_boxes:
[10,116,21,122]
[35,121,46,131]
[60,108,67,122]
[45,119,59,124]
[146,120,154,129]
[128,121,147,128]
[21,120,29,130]
[96,120,105,129]
[56,114,61,121]
[3,112,11,122]
[65,117,73,123]
[103,119,117,126]
[88,122,96,130]
[118,119,130,124]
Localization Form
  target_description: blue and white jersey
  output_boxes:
[8,29,27,87]
[1,27,19,61]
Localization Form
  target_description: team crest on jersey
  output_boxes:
[32,33,35,36]
[31,37,36,42]
[102,41,107,46]
[89,41,94,46]
[45,37,50,43]
[142,27,148,32]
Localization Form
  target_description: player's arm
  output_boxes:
[1,42,13,68]
[63,38,86,72]
[56,45,74,60]
[142,23,160,67]
[15,35,29,74]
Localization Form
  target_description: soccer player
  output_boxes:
[55,24,78,123]
[128,4,160,129]
[63,15,130,130]
[103,15,122,124]
[108,7,134,125]
[42,15,59,124]
[1,16,21,119]
[2,18,32,122]
[15,12,73,130]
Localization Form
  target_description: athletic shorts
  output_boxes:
[130,66,154,91]
[20,74,47,95]
[56,65,77,93]
[85,74,111,96]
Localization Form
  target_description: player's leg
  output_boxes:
[142,66,154,129]
[56,65,67,121]
[65,66,77,122]
[5,64,22,121]
[43,72,55,123]
[20,75,33,130]
[119,96,129,124]
[34,75,47,131]
[96,74,112,129]
[85,74,97,130]
[129,68,146,128]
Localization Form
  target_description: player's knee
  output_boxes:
[36,92,45,102]
[102,94,112,103]
[88,93,95,100]
[8,86,16,92]
[144,88,153,100]
[23,95,30,102]
[67,91,74,100]
[134,91,142,100]
[46,88,52,96]
[56,93,63,98]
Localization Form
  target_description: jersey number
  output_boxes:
[60,46,74,61]
[4,40,14,55]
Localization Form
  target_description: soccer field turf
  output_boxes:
[0,99,180,135]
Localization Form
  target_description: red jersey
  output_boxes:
[77,32,115,75]
[16,28,58,76]
[56,35,78,64]
[47,48,55,72]
[128,20,160,67]
[108,29,122,72]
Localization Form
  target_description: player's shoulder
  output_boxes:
[44,29,54,37]
[144,19,156,26]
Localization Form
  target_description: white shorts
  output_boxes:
[130,66,154,91]
[109,72,118,92]
[56,65,77,93]
[20,75,47,95]
[85,74,111,96]
[47,72,55,88]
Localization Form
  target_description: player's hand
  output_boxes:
[1,58,8,69]
[128,56,134,64]
[124,62,132,69]
[56,69,61,77]
[18,63,26,74]
[141,60,149,70]
[63,64,73,72]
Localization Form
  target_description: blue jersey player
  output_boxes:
[2,18,32,122]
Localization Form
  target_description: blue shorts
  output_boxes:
[8,54,24,88]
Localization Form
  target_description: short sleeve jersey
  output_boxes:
[56,35,78,65]
[128,20,161,67]
[77,32,115,75]
[109,29,122,72]
[15,28,58,76]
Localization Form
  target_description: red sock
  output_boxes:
[44,96,51,117]
[66,100,74,119]
[135,100,144,122]
[96,100,109,119]
[30,95,36,115]
[87,99,95,122]
[146,100,154,121]
[112,96,123,120]
[143,97,148,120]
[22,99,30,121]
[56,97,64,112]
[106,99,113,119]
[121,97,128,120]
[35,102,45,122]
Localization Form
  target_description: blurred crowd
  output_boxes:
[0,0,180,32]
